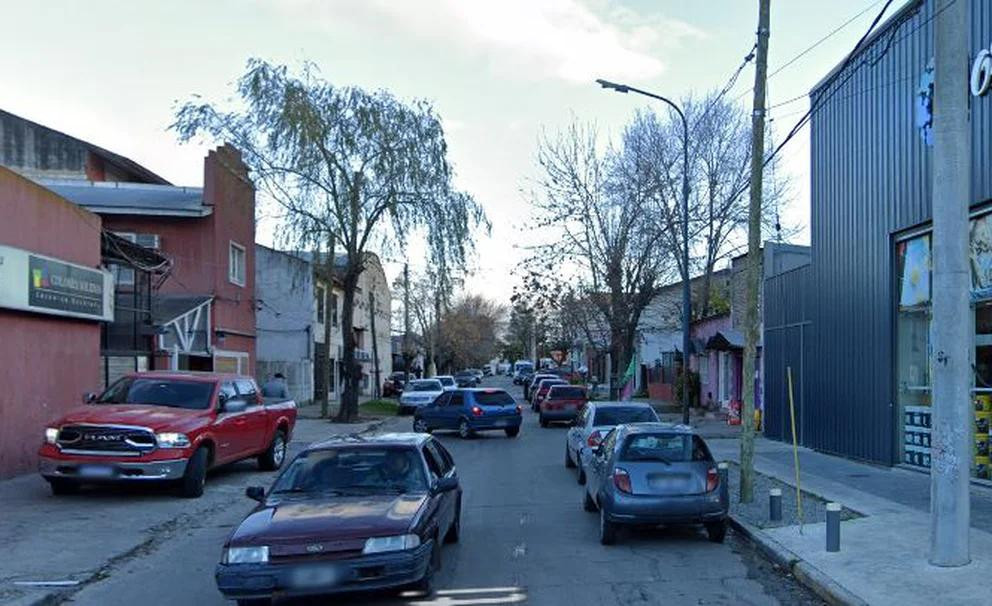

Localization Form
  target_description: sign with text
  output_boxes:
[0,244,112,321]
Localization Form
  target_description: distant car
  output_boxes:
[512,361,534,384]
[530,378,567,412]
[454,371,478,388]
[582,423,728,545]
[513,369,533,385]
[468,368,485,382]
[524,373,557,401]
[216,434,461,603]
[383,372,407,397]
[398,379,445,415]
[435,375,457,391]
[538,385,588,427]
[413,389,522,439]
[482,366,493,377]
[567,402,660,485]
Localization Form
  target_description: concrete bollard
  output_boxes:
[718,462,729,508]
[826,502,841,552]
[769,488,782,521]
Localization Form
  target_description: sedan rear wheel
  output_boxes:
[413,418,430,433]
[458,419,474,439]
[504,427,520,438]
[539,415,549,428]
[599,507,617,545]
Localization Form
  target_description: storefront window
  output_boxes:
[896,234,932,470]
[896,214,992,478]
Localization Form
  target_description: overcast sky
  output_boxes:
[1,0,897,301]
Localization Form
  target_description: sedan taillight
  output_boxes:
[587,430,602,448]
[706,467,719,492]
[613,468,632,494]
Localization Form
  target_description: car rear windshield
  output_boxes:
[96,377,215,410]
[438,377,455,386]
[272,447,428,495]
[549,386,586,399]
[539,380,565,390]
[619,434,712,463]
[592,407,657,426]
[474,391,515,406]
[409,380,442,392]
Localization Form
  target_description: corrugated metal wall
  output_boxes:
[763,265,812,443]
[805,0,992,463]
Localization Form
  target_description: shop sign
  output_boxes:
[972,48,992,97]
[0,244,113,321]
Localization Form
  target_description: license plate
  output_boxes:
[495,419,510,427]
[289,564,338,589]
[78,465,115,478]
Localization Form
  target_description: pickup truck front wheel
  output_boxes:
[48,478,79,496]
[258,430,287,471]
[178,447,207,498]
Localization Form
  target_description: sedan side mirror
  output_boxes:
[431,476,459,495]
[82,392,97,404]
[245,486,265,502]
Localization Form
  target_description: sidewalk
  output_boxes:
[0,416,390,606]
[709,435,992,605]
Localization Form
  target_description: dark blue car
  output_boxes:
[413,389,522,439]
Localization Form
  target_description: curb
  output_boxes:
[728,515,869,606]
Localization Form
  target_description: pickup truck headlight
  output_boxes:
[44,427,59,445]
[223,545,269,564]
[155,432,191,448]
[362,534,420,555]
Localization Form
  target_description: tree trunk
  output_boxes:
[321,288,332,418]
[336,270,361,423]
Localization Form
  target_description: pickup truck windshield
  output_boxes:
[272,447,428,495]
[97,378,215,410]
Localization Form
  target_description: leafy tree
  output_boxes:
[436,295,505,370]
[173,59,487,421]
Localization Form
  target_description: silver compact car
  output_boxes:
[582,423,728,545]
[567,402,659,484]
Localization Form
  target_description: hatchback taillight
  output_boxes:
[706,467,718,492]
[613,468,632,494]
[471,405,483,417]
[515,405,522,414]
[587,430,602,448]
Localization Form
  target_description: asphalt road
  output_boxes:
[59,376,823,606]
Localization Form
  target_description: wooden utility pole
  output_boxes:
[740,0,770,504]
[369,288,381,399]
[403,263,412,380]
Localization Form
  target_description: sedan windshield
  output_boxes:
[96,377,214,410]
[409,380,442,392]
[272,447,428,495]
[592,407,658,426]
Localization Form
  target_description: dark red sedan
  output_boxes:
[215,434,461,604]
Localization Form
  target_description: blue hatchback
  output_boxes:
[413,389,522,439]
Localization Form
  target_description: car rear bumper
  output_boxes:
[603,491,727,525]
[468,417,522,431]
[39,456,188,481]
[215,541,433,600]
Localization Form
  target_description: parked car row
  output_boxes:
[563,402,729,545]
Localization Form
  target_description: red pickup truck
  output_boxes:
[38,371,297,498]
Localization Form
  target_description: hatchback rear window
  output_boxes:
[620,434,712,463]
[549,386,586,399]
[592,407,657,426]
[473,391,515,406]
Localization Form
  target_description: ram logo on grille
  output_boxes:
[85,433,124,442]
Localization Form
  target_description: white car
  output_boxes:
[398,379,444,414]
[435,375,457,391]
[565,401,660,485]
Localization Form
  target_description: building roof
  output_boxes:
[705,329,745,351]
[39,179,208,217]
[0,109,171,185]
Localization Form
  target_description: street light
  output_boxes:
[596,78,692,425]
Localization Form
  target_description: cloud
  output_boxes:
[278,0,702,83]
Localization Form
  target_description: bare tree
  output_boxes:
[525,121,671,396]
[173,59,487,422]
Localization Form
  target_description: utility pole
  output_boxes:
[930,0,971,567]
[403,263,412,381]
[740,0,770,504]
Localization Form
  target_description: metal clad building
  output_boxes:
[767,0,992,468]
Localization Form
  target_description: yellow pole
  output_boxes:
[787,366,803,534]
